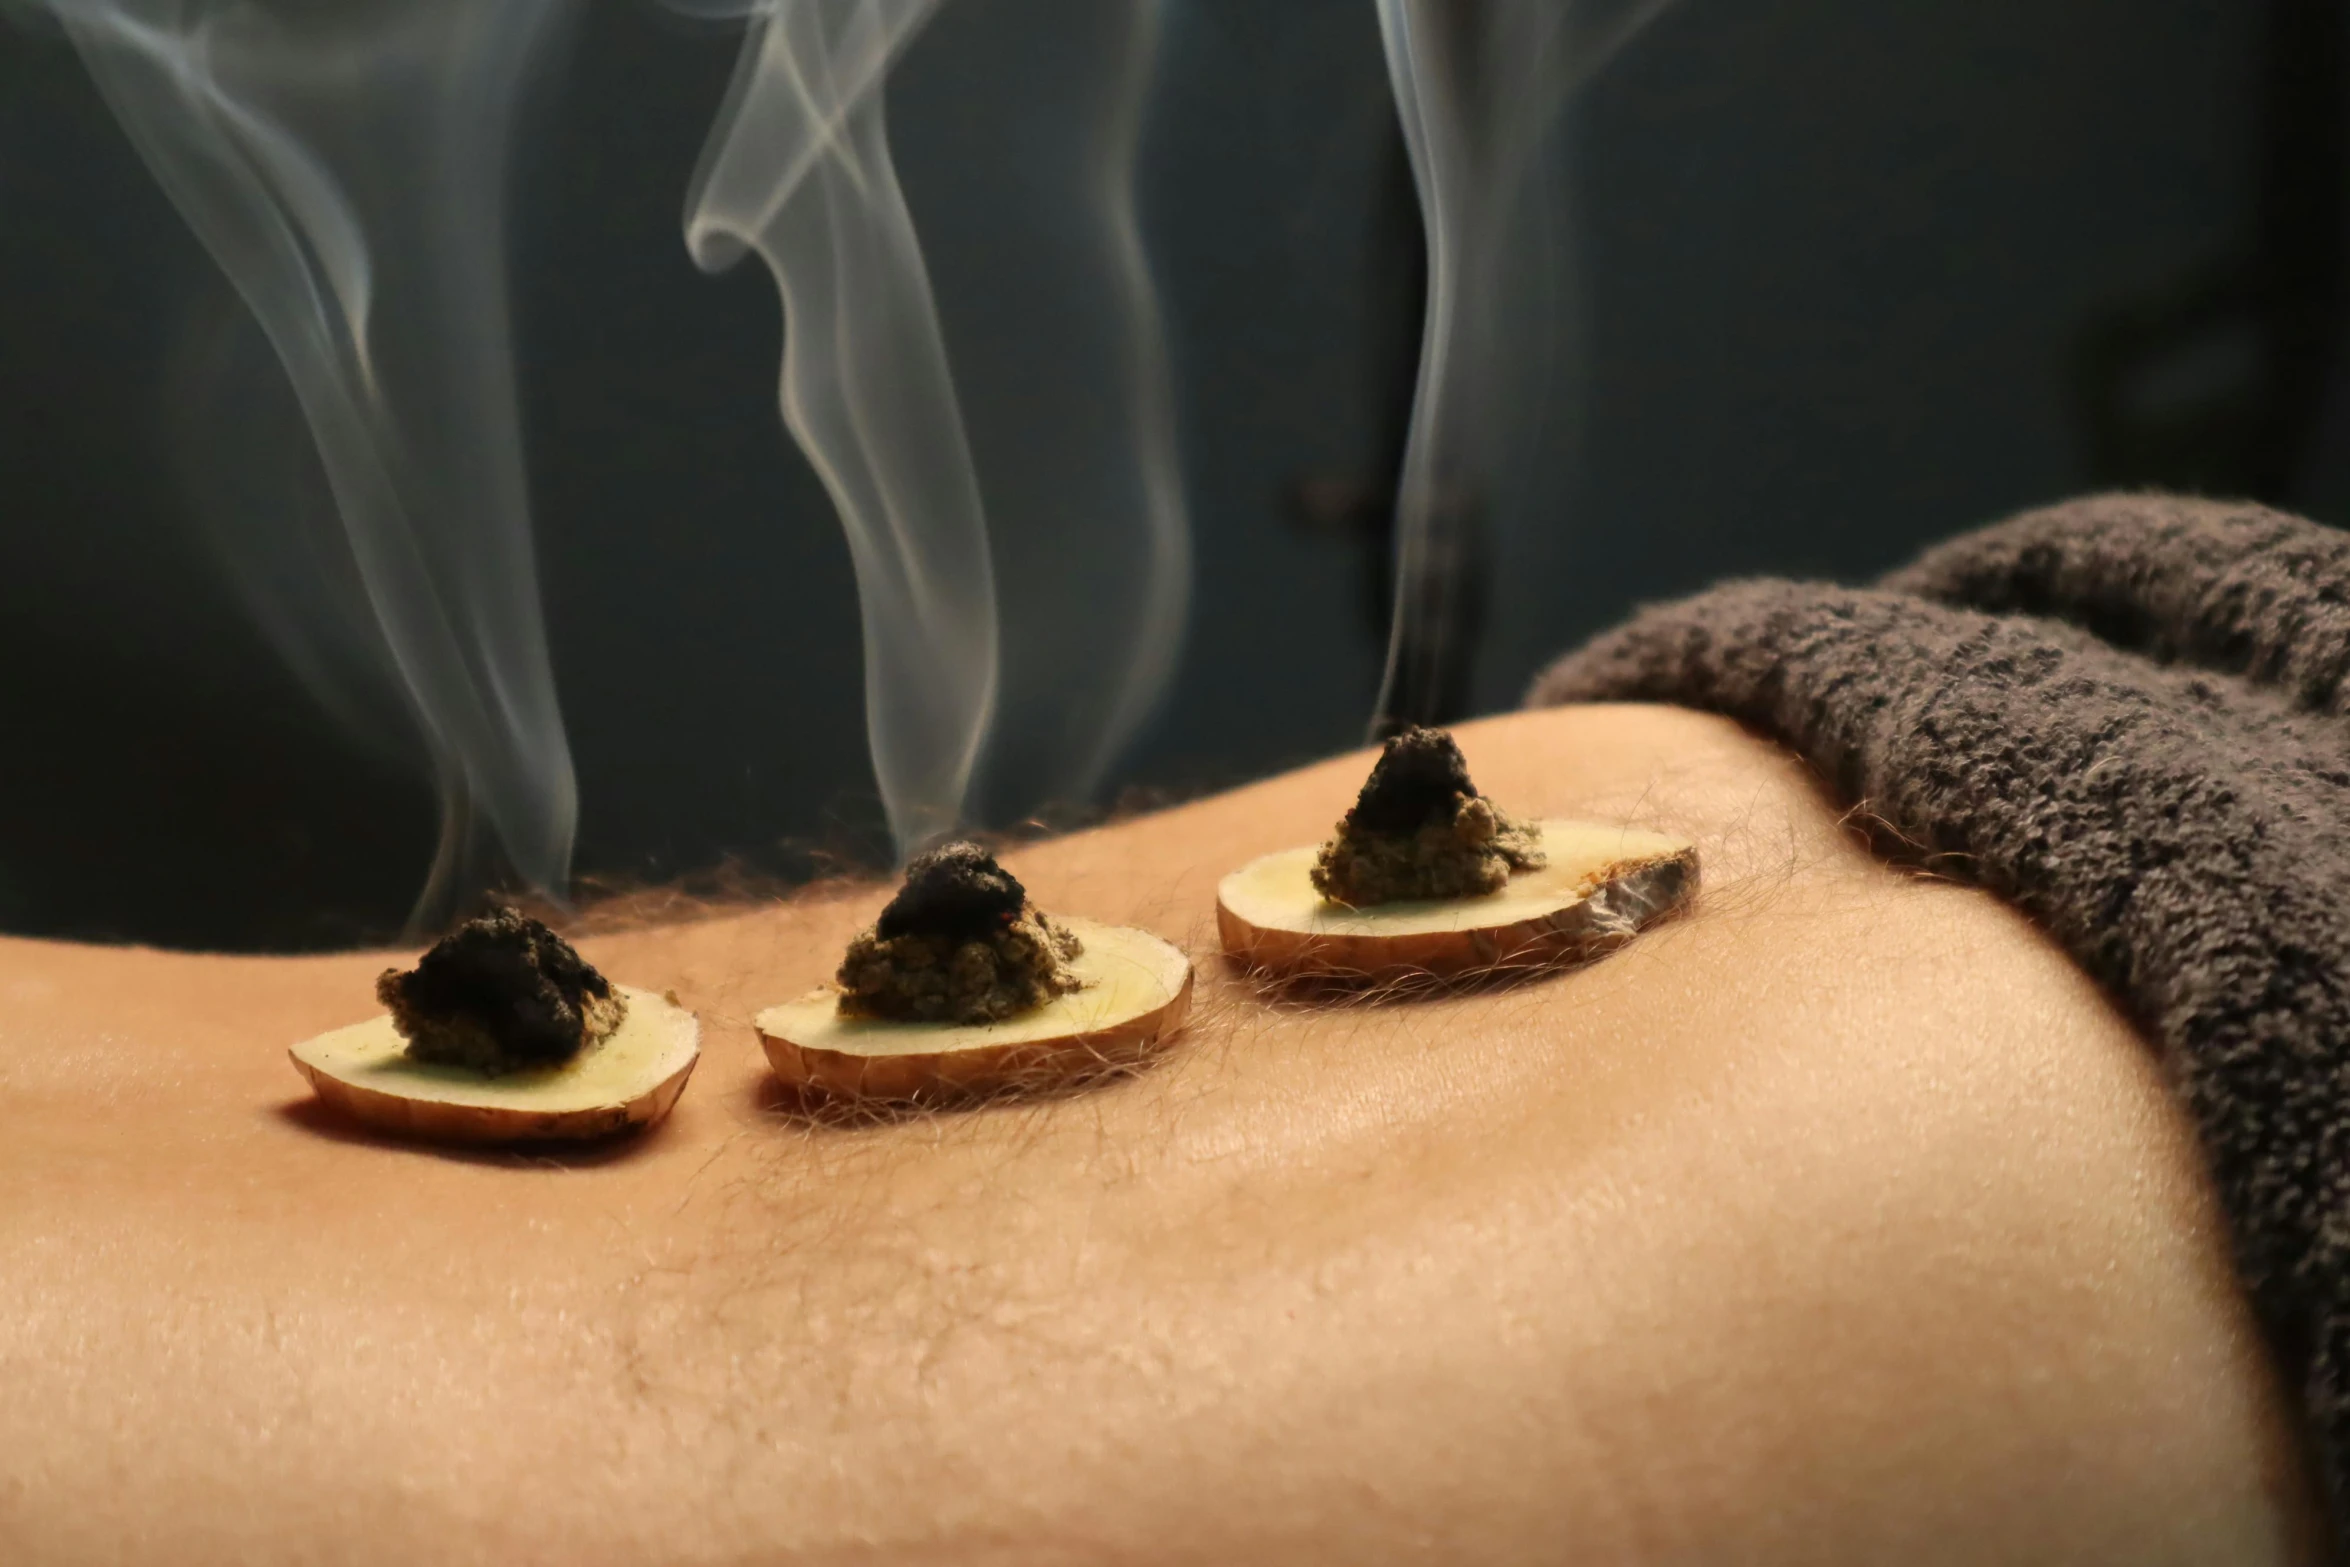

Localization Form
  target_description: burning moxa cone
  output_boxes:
[1217,726,1697,983]
[289,908,700,1145]
[757,842,1193,1100]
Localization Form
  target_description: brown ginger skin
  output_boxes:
[836,842,1084,1025]
[1311,726,1545,906]
[376,907,626,1076]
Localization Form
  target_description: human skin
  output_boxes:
[0,704,2325,1564]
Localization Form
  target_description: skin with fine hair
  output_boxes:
[0,705,2324,1565]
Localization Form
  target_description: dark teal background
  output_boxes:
[0,0,2299,947]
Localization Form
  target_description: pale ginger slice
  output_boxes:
[759,917,1192,1100]
[290,986,700,1145]
[1219,820,1696,983]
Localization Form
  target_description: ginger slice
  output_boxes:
[290,985,700,1145]
[760,916,1193,1100]
[1219,820,1696,983]
[291,909,697,1145]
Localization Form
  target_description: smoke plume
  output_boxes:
[684,0,1188,854]
[1373,0,1673,731]
[43,0,581,931]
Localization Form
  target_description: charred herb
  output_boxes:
[377,907,626,1075]
[1311,726,1545,905]
[837,842,1083,1024]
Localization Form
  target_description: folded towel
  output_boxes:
[1531,493,2350,1546]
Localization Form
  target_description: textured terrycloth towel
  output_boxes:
[1531,493,2350,1549]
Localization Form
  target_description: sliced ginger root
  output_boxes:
[1219,729,1696,983]
[289,908,699,1145]
[1220,821,1694,983]
[759,843,1192,1101]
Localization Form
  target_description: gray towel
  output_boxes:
[1530,493,2350,1546]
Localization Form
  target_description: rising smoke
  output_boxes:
[683,0,997,858]
[683,0,1188,855]
[894,0,1189,831]
[24,0,1658,919]
[40,0,581,931]
[1372,0,1674,732]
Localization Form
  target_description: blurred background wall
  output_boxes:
[0,0,2324,949]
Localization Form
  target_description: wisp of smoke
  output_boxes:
[906,0,1190,829]
[1373,0,1674,732]
[683,0,1188,856]
[39,0,582,931]
[685,0,996,858]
